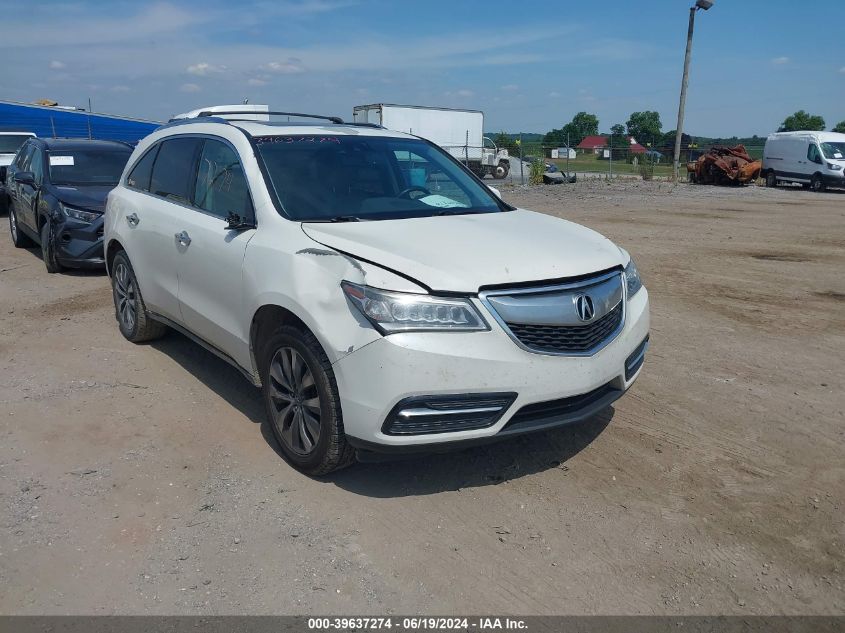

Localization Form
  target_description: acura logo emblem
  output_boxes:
[575,294,595,321]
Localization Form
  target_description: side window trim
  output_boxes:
[128,133,257,225]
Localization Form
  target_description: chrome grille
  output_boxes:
[479,270,625,356]
[507,302,623,354]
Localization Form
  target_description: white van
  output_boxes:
[762,131,845,192]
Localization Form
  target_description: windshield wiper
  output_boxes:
[433,209,483,216]
[328,215,362,222]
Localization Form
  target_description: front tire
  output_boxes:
[111,251,168,343]
[811,173,826,193]
[260,325,353,475]
[493,161,509,179]
[40,222,63,273]
[9,207,34,248]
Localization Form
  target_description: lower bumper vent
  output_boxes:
[625,335,649,380]
[502,382,621,433]
[382,393,517,435]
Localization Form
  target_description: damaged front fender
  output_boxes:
[243,234,427,375]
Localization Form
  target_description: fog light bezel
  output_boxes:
[382,392,517,435]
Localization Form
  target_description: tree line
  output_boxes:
[493,110,845,153]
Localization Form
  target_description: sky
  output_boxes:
[2,0,843,138]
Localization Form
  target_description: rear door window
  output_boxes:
[127,144,160,192]
[807,144,822,164]
[193,139,253,219]
[150,137,201,204]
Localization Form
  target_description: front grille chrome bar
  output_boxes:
[479,270,626,357]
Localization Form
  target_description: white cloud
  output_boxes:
[2,4,206,48]
[49,60,65,69]
[262,58,305,74]
[839,66,845,74]
[270,0,359,16]
[110,85,131,93]
[456,89,474,97]
[247,77,267,86]
[180,83,201,93]
[187,62,226,76]
[549,91,560,97]
[501,84,519,91]
[772,56,789,65]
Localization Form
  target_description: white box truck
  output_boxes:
[353,104,511,179]
[762,131,845,192]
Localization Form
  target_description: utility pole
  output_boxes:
[673,0,714,181]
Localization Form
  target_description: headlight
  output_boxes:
[341,282,489,333]
[624,258,643,298]
[826,163,842,171]
[60,203,101,223]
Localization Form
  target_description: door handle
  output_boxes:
[175,230,192,246]
[126,213,140,226]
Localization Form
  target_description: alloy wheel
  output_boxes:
[114,262,137,331]
[268,346,322,455]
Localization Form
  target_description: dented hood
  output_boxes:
[301,209,626,293]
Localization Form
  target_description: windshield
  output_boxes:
[254,134,506,221]
[49,150,132,186]
[821,142,845,160]
[0,135,32,154]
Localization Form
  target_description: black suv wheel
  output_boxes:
[260,325,354,475]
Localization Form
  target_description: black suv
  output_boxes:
[6,138,133,272]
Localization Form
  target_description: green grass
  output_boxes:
[546,154,675,177]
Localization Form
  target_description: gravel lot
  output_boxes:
[0,181,842,615]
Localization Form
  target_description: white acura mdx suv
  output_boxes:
[103,107,649,474]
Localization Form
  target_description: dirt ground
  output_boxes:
[0,181,842,615]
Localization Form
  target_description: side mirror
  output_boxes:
[226,211,255,231]
[14,171,35,186]
[487,185,502,199]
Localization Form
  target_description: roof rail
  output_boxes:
[161,116,232,127]
[195,110,344,124]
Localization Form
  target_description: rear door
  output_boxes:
[124,137,202,321]
[175,137,256,362]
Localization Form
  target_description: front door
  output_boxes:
[175,138,256,366]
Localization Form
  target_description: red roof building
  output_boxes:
[576,135,607,150]
[576,135,648,154]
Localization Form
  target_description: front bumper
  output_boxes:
[823,173,845,188]
[332,287,649,451]
[51,215,105,268]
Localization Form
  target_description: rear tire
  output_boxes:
[40,222,63,273]
[259,325,354,475]
[765,171,777,188]
[493,161,509,179]
[811,173,826,193]
[111,251,168,343]
[9,207,34,248]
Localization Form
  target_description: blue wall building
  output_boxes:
[0,100,160,143]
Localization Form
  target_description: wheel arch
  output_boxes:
[105,238,125,277]
[249,304,312,387]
